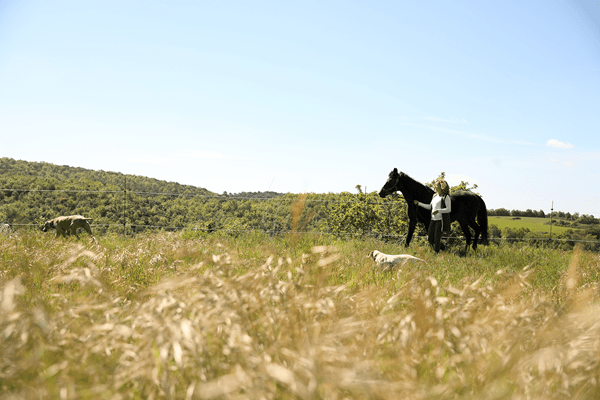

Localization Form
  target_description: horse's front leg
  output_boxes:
[405,219,417,247]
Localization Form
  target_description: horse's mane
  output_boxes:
[398,172,434,200]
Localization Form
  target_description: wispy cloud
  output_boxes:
[547,150,600,169]
[422,116,469,124]
[447,173,479,186]
[547,139,574,149]
[549,158,574,167]
[125,149,257,167]
[179,149,258,161]
[397,121,538,146]
[181,150,235,160]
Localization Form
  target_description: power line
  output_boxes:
[8,221,599,245]
[3,187,598,214]
[0,187,403,205]
[0,188,123,194]
[1,187,598,246]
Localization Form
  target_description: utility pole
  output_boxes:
[549,201,554,242]
[123,175,127,234]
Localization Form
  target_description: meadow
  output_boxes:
[2,229,600,399]
[489,216,577,235]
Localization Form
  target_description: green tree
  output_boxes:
[427,172,479,194]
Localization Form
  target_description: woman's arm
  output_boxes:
[414,199,432,210]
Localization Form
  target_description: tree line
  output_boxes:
[487,207,598,225]
[1,158,598,251]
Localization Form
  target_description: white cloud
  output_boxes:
[547,139,574,149]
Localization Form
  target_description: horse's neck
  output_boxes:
[399,175,433,201]
[417,190,434,202]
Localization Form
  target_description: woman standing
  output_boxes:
[414,179,451,253]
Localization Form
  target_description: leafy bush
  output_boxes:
[324,188,407,241]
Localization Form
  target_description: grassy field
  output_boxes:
[489,216,577,235]
[2,229,600,399]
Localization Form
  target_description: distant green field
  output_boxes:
[489,216,577,235]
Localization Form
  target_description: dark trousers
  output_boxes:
[428,220,443,253]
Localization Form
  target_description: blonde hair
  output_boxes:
[435,179,450,196]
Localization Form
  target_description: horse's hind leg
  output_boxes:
[468,216,481,250]
[458,221,472,252]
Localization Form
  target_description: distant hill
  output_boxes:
[0,157,286,231]
[0,157,216,196]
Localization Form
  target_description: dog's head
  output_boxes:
[41,220,54,232]
[367,250,379,260]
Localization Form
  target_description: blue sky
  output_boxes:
[1,0,599,216]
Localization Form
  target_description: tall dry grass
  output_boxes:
[1,229,600,399]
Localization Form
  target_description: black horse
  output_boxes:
[379,168,488,251]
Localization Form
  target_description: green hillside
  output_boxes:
[1,157,599,251]
[0,158,408,241]
[0,157,215,196]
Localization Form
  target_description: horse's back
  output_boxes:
[449,191,483,220]
[450,190,481,203]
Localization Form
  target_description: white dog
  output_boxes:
[367,250,424,269]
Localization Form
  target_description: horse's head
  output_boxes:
[379,168,402,198]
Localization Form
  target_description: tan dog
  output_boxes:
[42,215,94,239]
[368,250,424,270]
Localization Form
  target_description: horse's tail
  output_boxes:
[478,196,489,245]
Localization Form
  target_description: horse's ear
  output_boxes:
[393,167,398,174]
